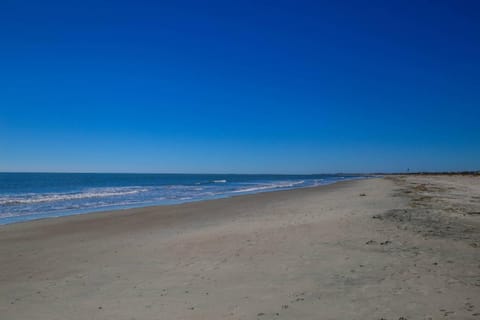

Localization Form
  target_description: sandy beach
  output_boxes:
[1,175,479,320]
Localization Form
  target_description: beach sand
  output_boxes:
[1,176,479,319]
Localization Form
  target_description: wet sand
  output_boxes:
[1,176,479,319]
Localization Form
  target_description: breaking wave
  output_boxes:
[0,187,148,206]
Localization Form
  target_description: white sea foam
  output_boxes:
[0,187,149,206]
[231,180,305,193]
[213,179,227,183]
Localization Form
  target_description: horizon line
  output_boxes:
[0,171,372,175]
[0,171,478,175]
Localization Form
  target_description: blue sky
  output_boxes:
[1,0,479,173]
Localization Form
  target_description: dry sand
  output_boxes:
[1,176,479,319]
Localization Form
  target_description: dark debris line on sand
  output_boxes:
[381,176,480,245]
[367,175,480,319]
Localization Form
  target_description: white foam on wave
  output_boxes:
[231,180,305,193]
[213,179,227,183]
[0,187,149,206]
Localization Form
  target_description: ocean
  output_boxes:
[0,173,365,224]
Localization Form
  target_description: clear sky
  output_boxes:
[1,0,479,173]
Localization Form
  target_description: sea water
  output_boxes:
[0,173,364,224]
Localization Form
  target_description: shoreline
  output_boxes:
[0,177,366,226]
[1,175,479,319]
